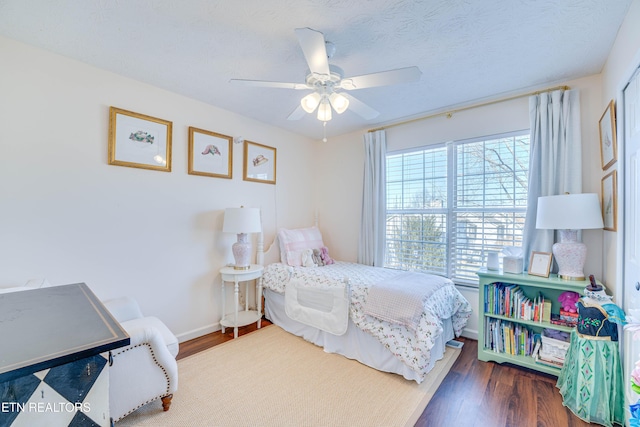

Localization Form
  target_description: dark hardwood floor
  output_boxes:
[177,322,596,427]
[415,337,594,427]
[176,319,273,360]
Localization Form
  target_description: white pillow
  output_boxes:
[277,234,288,264]
[278,227,325,267]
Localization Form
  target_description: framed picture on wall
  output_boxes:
[188,127,233,179]
[243,141,276,184]
[599,99,617,170]
[601,170,617,231]
[108,107,172,172]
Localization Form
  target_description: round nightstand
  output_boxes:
[220,264,264,338]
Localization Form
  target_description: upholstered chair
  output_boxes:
[103,296,179,423]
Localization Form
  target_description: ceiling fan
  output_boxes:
[230,27,422,123]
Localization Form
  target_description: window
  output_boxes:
[385,131,530,286]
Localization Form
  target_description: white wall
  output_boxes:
[0,36,316,341]
[600,0,640,302]
[313,130,364,263]
[314,74,605,339]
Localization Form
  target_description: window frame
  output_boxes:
[385,130,530,287]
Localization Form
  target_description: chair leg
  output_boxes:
[161,394,173,411]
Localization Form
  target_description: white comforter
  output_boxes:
[262,261,472,377]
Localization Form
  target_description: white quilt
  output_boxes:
[363,272,451,331]
[262,262,472,377]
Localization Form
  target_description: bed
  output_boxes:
[258,226,472,384]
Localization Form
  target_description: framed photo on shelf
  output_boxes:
[188,127,233,179]
[528,251,552,277]
[601,170,617,231]
[243,140,276,184]
[108,107,172,172]
[599,99,617,170]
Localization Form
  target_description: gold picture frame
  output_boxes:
[108,107,172,172]
[599,99,617,170]
[188,127,233,179]
[601,170,617,231]
[243,141,276,185]
[528,251,552,278]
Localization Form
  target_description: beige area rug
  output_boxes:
[117,325,460,427]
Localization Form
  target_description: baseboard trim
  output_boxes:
[461,327,478,341]
[176,322,221,343]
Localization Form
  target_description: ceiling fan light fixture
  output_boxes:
[329,92,349,114]
[231,28,413,126]
[300,92,321,113]
[317,99,332,121]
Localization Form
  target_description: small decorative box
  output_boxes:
[540,335,570,362]
[503,256,524,274]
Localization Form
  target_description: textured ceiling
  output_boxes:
[0,0,633,140]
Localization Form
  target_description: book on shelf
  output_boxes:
[559,309,579,325]
[484,317,536,357]
[484,283,552,323]
[532,339,541,358]
[538,351,566,364]
[533,356,564,369]
[542,300,552,323]
[559,309,578,317]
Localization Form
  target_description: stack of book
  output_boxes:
[550,313,578,327]
[484,317,536,357]
[559,309,579,326]
[484,283,552,323]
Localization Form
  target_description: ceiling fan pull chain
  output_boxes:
[322,122,328,143]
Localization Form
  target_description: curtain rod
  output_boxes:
[368,84,570,133]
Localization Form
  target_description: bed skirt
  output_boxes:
[263,288,454,383]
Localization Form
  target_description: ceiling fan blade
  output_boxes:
[229,79,308,90]
[339,66,421,90]
[294,27,330,77]
[342,93,379,120]
[287,105,306,121]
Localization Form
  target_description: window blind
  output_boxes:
[385,131,530,286]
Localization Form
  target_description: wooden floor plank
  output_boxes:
[415,371,465,426]
[506,375,538,427]
[535,379,574,427]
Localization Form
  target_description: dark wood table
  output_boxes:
[0,283,130,426]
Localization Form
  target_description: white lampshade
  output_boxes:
[536,193,604,230]
[317,98,332,122]
[329,92,349,114]
[223,207,261,234]
[300,92,321,113]
[535,193,603,280]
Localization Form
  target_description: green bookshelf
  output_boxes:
[477,268,589,376]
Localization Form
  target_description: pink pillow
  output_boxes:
[278,227,325,267]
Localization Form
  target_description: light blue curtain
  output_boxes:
[523,89,582,268]
[358,130,387,266]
